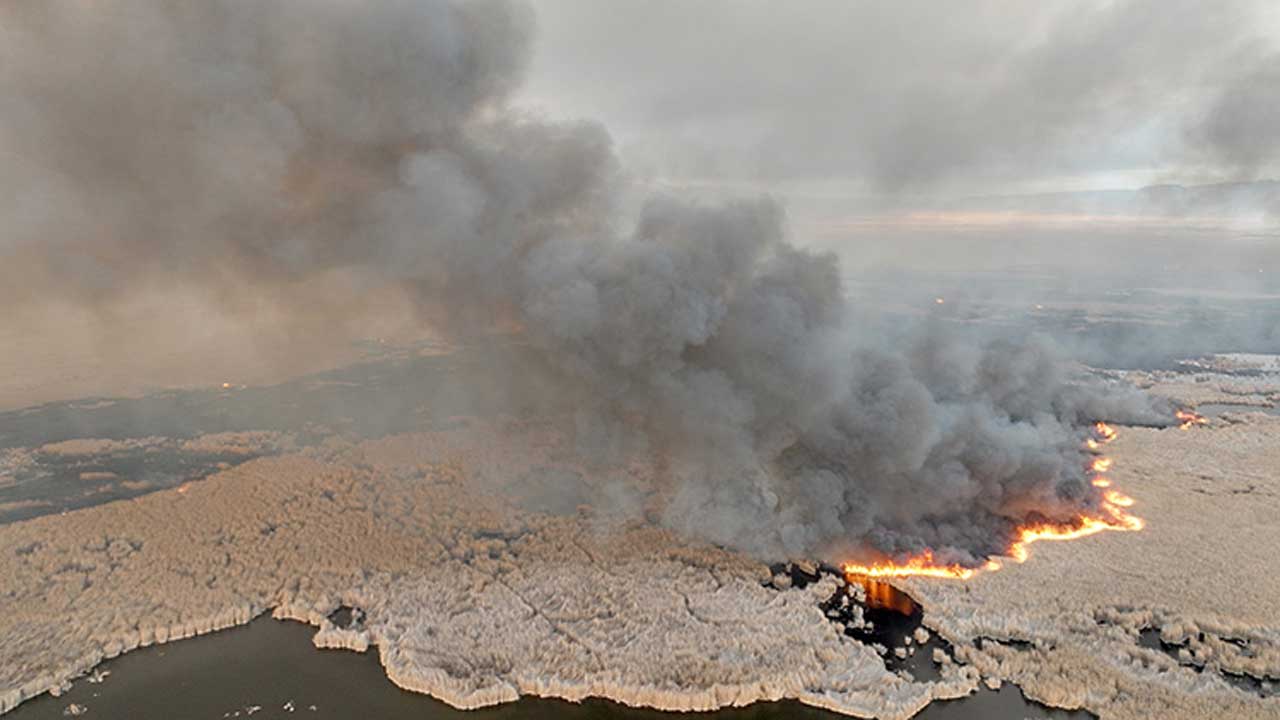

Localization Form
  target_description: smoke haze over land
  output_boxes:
[6,0,1273,564]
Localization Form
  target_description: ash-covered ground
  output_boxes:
[1,328,1279,719]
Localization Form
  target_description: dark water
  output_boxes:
[782,566,1090,718]
[808,568,950,683]
[0,341,575,525]
[0,341,563,450]
[845,579,951,683]
[6,615,1094,720]
[1138,629,1278,698]
[0,443,271,524]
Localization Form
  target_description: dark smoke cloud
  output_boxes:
[0,1,1174,564]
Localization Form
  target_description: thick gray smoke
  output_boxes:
[1,1,1175,564]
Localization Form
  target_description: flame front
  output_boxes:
[1094,421,1117,442]
[843,421,1142,581]
[841,550,984,580]
[1175,409,1207,431]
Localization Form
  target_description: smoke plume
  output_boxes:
[0,1,1174,563]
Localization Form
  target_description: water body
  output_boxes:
[0,341,576,525]
[7,615,1094,720]
[842,578,951,683]
[0,442,272,524]
[0,341,564,450]
[1138,629,1278,698]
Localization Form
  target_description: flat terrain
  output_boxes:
[0,363,1278,718]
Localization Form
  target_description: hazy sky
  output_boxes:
[520,0,1280,198]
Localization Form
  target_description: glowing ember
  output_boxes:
[1175,409,1207,431]
[842,425,1142,581]
[1094,421,1117,442]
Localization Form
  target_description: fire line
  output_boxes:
[843,421,1142,581]
[1175,409,1207,431]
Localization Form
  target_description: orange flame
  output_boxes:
[842,550,977,579]
[1175,409,1207,431]
[1094,421,1117,442]
[1104,490,1135,507]
[842,427,1142,581]
[1004,511,1140,564]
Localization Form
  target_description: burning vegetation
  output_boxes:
[843,420,1143,581]
[1176,410,1209,430]
[1,0,1182,568]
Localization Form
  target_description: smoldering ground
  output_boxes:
[1,1,1187,564]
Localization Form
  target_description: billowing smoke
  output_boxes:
[0,1,1174,563]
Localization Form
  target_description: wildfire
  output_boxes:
[1004,514,1135,564]
[1175,409,1207,431]
[1104,490,1135,507]
[842,423,1143,582]
[842,550,984,580]
[1094,421,1117,442]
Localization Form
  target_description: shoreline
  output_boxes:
[7,595,1088,720]
[0,442,975,720]
[2,394,1278,719]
